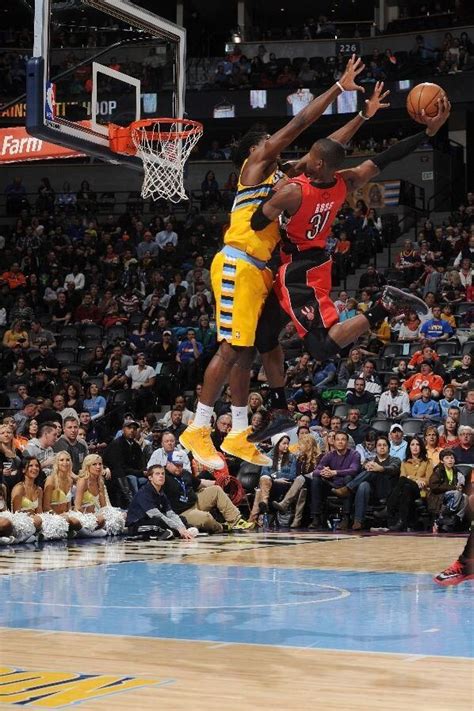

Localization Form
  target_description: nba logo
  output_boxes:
[45,82,56,121]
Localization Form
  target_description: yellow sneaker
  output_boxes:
[179,426,225,470]
[231,518,256,531]
[221,427,272,466]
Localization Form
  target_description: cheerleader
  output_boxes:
[11,457,69,541]
[74,454,126,535]
[0,483,15,545]
[43,452,99,536]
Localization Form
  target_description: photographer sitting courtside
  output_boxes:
[126,465,197,540]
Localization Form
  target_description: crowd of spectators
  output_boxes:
[202,30,474,93]
[2,19,474,103]
[0,168,473,540]
[240,2,466,41]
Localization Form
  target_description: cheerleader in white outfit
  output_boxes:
[11,457,69,541]
[43,452,98,536]
[0,483,15,545]
[74,455,126,535]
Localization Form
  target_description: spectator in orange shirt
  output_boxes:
[335,231,351,256]
[408,343,440,370]
[440,304,457,329]
[334,231,352,282]
[403,361,444,401]
[0,263,27,291]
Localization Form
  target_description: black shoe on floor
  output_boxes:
[389,520,406,532]
[156,529,175,540]
[373,507,388,519]
[247,410,296,443]
[258,501,269,514]
[308,515,323,530]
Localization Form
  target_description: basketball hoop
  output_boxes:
[109,117,203,203]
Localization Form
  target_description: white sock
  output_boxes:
[231,406,248,433]
[191,403,214,429]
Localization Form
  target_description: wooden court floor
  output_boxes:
[0,532,472,711]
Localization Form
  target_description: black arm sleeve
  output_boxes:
[250,200,274,232]
[370,131,428,171]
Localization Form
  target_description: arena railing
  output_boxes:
[235,24,474,63]
[0,190,192,221]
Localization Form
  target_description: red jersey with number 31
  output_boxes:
[282,172,347,256]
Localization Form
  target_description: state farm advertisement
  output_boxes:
[0,126,82,162]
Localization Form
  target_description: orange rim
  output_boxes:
[131,117,203,140]
[109,118,203,155]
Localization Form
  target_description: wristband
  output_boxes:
[336,81,345,92]
[358,110,370,121]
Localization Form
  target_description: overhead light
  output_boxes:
[231,28,242,43]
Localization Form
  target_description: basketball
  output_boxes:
[406,82,445,123]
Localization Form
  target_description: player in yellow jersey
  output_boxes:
[180,56,365,469]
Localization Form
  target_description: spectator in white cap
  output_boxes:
[146,431,191,471]
[249,433,297,524]
[389,423,407,461]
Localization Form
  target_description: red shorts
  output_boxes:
[273,253,339,338]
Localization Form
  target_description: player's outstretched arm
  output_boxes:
[275,81,389,178]
[339,95,451,192]
[251,55,365,167]
[250,183,302,231]
[328,81,390,146]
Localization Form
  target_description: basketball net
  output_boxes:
[131,118,203,203]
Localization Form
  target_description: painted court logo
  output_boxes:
[0,667,161,707]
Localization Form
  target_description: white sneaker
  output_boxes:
[0,536,15,546]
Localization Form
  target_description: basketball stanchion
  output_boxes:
[109,118,203,203]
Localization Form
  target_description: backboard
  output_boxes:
[26,0,186,170]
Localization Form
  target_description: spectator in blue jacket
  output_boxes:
[176,328,203,390]
[419,305,454,342]
[309,431,360,529]
[312,360,337,390]
[411,386,442,421]
[439,384,461,418]
[411,385,441,421]
[250,433,297,521]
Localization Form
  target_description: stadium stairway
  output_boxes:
[332,218,414,296]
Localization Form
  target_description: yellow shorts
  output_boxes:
[211,250,273,347]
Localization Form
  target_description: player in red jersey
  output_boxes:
[434,526,474,586]
[248,96,451,443]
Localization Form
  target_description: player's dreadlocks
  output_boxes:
[231,129,269,169]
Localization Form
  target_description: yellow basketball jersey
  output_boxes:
[224,161,281,262]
